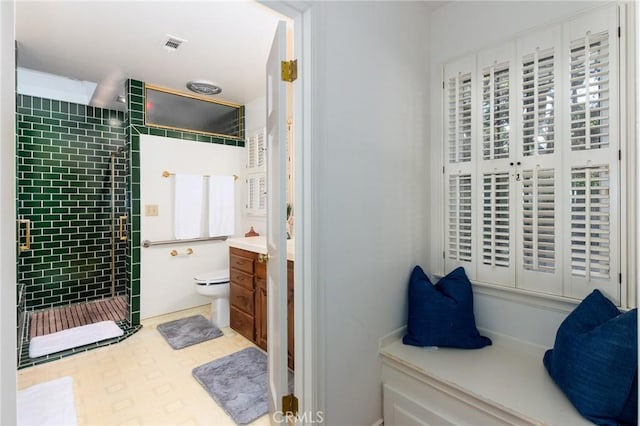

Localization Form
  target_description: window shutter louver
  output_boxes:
[258,176,266,210]
[444,57,476,276]
[448,73,473,164]
[247,135,257,168]
[447,174,473,263]
[246,175,267,212]
[246,128,267,215]
[482,64,510,160]
[247,177,256,209]
[569,31,610,151]
[521,168,556,273]
[522,48,556,157]
[570,166,611,280]
[256,131,265,168]
[481,172,511,267]
[516,28,563,294]
[476,46,516,286]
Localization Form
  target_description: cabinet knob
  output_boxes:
[258,253,270,263]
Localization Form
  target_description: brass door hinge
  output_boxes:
[281,60,298,82]
[282,393,299,416]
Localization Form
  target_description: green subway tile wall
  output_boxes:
[16,95,128,310]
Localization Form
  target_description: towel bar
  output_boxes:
[142,236,228,248]
[162,170,239,180]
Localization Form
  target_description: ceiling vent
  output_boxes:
[161,34,187,52]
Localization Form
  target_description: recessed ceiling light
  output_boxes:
[186,81,222,96]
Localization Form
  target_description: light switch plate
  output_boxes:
[145,204,159,216]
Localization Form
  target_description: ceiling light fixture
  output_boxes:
[186,80,222,96]
[115,94,126,104]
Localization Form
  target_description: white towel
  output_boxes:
[209,175,235,237]
[18,377,78,426]
[29,321,124,358]
[174,173,204,239]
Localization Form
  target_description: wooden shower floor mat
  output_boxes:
[29,296,127,338]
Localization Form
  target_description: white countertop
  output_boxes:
[227,236,295,261]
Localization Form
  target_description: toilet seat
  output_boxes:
[194,269,229,285]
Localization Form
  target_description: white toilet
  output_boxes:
[194,269,230,328]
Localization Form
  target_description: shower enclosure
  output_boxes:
[16,94,132,367]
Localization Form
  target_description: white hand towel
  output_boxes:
[209,175,235,237]
[174,173,203,239]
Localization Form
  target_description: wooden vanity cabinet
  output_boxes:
[229,247,294,370]
[229,247,256,342]
[255,260,294,369]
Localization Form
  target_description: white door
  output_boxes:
[266,20,289,420]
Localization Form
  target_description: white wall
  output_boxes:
[139,135,245,319]
[311,2,430,424]
[0,1,17,424]
[426,1,610,347]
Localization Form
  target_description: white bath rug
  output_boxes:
[29,320,123,358]
[17,376,78,426]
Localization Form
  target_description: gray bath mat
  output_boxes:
[192,347,293,425]
[157,315,223,349]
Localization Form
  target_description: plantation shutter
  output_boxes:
[444,56,476,276]
[256,131,265,168]
[246,175,266,212]
[476,45,516,285]
[440,5,621,303]
[246,128,267,215]
[447,174,473,262]
[247,130,265,169]
[515,27,563,293]
[563,6,619,303]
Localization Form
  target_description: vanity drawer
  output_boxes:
[230,283,254,315]
[230,251,254,274]
[230,269,253,290]
[230,306,254,341]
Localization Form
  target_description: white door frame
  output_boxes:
[0,0,17,424]
[259,2,323,423]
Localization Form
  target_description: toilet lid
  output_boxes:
[194,269,229,284]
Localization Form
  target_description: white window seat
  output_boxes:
[380,328,591,425]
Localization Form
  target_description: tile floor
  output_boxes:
[17,305,270,426]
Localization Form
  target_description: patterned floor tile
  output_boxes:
[17,305,266,425]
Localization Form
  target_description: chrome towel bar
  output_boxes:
[142,236,228,248]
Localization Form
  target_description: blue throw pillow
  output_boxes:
[403,266,491,349]
[543,290,638,425]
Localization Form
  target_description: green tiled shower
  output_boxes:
[16,96,128,310]
[16,79,244,368]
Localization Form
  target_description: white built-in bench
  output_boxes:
[380,328,591,425]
